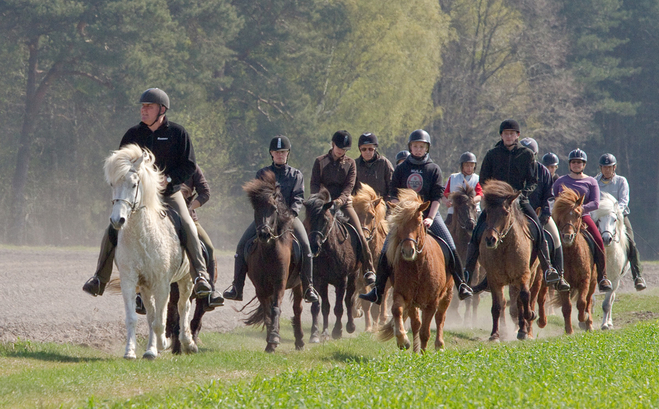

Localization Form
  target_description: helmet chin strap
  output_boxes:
[147,105,166,127]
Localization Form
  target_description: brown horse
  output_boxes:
[304,188,360,343]
[479,181,540,341]
[447,185,483,326]
[352,183,390,332]
[540,187,596,334]
[242,171,305,353]
[378,188,453,352]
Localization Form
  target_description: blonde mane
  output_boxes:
[386,189,424,264]
[104,144,166,214]
[553,187,583,227]
[592,192,629,253]
[353,183,388,235]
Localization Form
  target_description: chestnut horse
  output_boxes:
[378,189,453,352]
[543,187,596,334]
[447,185,483,326]
[242,171,305,353]
[479,181,539,341]
[352,183,390,332]
[304,188,360,343]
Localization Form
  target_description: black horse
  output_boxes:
[304,188,361,342]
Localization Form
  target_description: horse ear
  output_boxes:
[419,201,431,213]
[386,201,396,210]
[131,151,145,169]
[322,201,334,212]
[372,198,382,208]
[576,194,585,207]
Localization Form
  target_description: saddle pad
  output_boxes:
[244,234,302,266]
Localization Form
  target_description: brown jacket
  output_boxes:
[310,150,356,207]
[354,153,394,201]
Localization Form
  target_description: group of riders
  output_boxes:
[82,88,647,317]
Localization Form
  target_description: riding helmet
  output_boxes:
[519,137,539,155]
[358,132,378,147]
[139,88,170,109]
[408,129,431,146]
[269,135,291,151]
[332,130,352,150]
[568,148,588,162]
[542,152,559,167]
[599,153,617,167]
[499,119,520,134]
[459,152,477,165]
[395,150,411,164]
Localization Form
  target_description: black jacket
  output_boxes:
[120,118,196,196]
[390,155,444,215]
[354,153,394,201]
[528,162,553,218]
[257,163,305,217]
[480,140,537,198]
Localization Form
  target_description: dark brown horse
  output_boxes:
[478,181,540,341]
[241,171,304,352]
[378,189,453,352]
[540,187,596,334]
[304,188,360,343]
[352,183,390,332]
[447,185,483,326]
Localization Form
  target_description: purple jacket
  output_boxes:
[553,175,600,214]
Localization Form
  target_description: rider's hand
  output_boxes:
[539,213,550,226]
[423,217,433,228]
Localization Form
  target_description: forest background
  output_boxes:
[2,0,658,258]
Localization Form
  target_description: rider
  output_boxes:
[553,149,613,292]
[520,138,570,292]
[354,132,394,201]
[310,130,378,285]
[463,119,568,292]
[595,153,646,291]
[395,150,411,167]
[223,136,320,303]
[542,152,560,184]
[359,129,474,304]
[442,151,483,227]
[82,88,223,306]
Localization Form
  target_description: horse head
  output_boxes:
[482,181,521,249]
[105,145,163,230]
[553,188,584,247]
[450,185,478,234]
[592,192,623,247]
[244,171,291,243]
[304,188,335,257]
[386,189,428,262]
[352,183,384,241]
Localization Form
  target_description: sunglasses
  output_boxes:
[360,147,375,152]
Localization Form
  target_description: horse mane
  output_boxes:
[104,144,165,213]
[553,187,584,223]
[353,183,388,233]
[449,185,475,207]
[482,180,528,235]
[386,188,424,264]
[593,192,629,252]
[243,170,293,224]
[304,187,348,223]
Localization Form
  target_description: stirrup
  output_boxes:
[599,278,613,292]
[222,285,243,301]
[634,277,647,291]
[458,283,473,301]
[364,271,376,286]
[193,276,212,298]
[208,291,225,307]
[135,294,146,315]
[544,267,560,284]
[82,276,105,297]
[304,287,320,303]
[359,288,381,305]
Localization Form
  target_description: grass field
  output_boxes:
[1,290,658,408]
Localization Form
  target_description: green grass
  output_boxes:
[1,290,658,408]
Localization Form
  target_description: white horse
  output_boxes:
[591,192,630,330]
[105,144,197,359]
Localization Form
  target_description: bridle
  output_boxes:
[400,222,427,255]
[256,206,291,242]
[111,170,144,214]
[487,215,514,243]
[559,218,581,243]
[308,210,336,255]
[597,217,620,244]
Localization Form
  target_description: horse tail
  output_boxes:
[549,288,579,307]
[241,296,266,327]
[377,310,409,342]
[105,278,122,294]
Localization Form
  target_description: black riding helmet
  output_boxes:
[459,151,477,165]
[542,152,559,167]
[568,148,588,162]
[407,129,431,155]
[519,137,539,155]
[332,130,352,150]
[599,153,617,167]
[499,119,520,134]
[269,135,291,151]
[139,88,169,127]
[395,150,410,164]
[358,132,378,147]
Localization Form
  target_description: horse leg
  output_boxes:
[145,282,171,359]
[177,277,197,354]
[190,298,205,344]
[166,283,181,355]
[537,283,549,328]
[346,275,356,334]
[266,290,285,353]
[419,307,436,353]
[517,285,531,340]
[292,284,305,351]
[577,289,591,332]
[489,285,505,342]
[560,291,573,335]
[409,307,422,353]
[392,294,410,350]
[435,293,451,350]
[362,298,373,332]
[309,283,327,343]
[121,276,139,360]
[602,290,615,330]
[378,281,392,327]
[331,282,345,340]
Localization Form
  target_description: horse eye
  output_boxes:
[132,183,137,188]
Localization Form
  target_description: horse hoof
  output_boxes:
[267,334,281,345]
[185,343,198,354]
[528,311,537,321]
[601,325,609,331]
[489,335,500,342]
[124,353,137,360]
[331,329,343,340]
[517,332,529,341]
[265,344,276,353]
[346,322,356,334]
[295,341,305,351]
[309,335,320,344]
[579,321,588,330]
[142,351,157,360]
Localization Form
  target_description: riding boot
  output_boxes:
[82,226,117,297]
[223,253,247,301]
[450,252,473,300]
[359,251,392,305]
[537,237,570,291]
[551,245,571,292]
[301,254,319,303]
[594,244,612,292]
[627,233,646,291]
[344,204,376,284]
[206,256,224,308]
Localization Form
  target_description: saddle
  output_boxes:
[580,228,598,258]
[244,233,303,268]
[164,206,210,265]
[426,230,455,273]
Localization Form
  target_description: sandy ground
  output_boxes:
[1,247,657,352]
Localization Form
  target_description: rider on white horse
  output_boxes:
[595,153,647,291]
[442,151,483,227]
[83,88,224,307]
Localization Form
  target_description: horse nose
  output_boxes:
[401,246,416,261]
[110,216,125,230]
[602,233,612,246]
[484,236,497,249]
[256,228,270,242]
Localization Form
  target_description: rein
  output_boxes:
[309,210,336,249]
[111,173,144,213]
[256,208,292,241]
[489,215,514,243]
[400,223,428,255]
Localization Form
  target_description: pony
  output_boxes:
[478,181,540,341]
[105,144,196,359]
[446,185,483,326]
[591,192,630,330]
[352,183,390,332]
[378,188,453,352]
[242,171,304,353]
[304,188,360,343]
[543,187,596,334]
